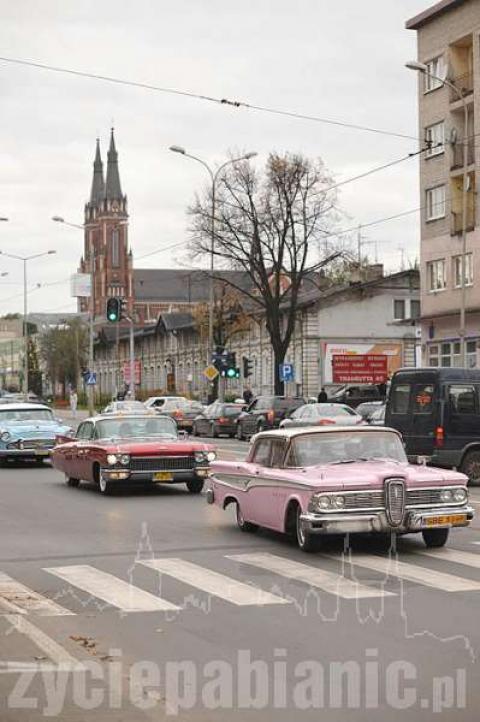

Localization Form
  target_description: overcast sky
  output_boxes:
[0,0,428,315]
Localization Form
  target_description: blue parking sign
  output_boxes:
[280,363,294,382]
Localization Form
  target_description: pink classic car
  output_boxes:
[206,426,474,551]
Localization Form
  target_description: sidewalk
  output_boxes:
[53,408,90,428]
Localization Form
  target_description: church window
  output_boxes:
[112,229,120,267]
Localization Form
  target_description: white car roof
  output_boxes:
[254,426,401,440]
[0,403,50,411]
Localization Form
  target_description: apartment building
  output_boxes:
[407,0,480,368]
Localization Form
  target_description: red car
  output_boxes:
[51,414,216,495]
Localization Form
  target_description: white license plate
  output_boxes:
[34,449,50,456]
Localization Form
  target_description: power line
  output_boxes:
[0,55,418,141]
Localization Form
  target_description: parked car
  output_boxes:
[102,400,147,415]
[193,402,244,438]
[0,403,74,463]
[52,413,216,494]
[156,399,205,431]
[330,384,385,408]
[386,368,480,485]
[207,426,473,551]
[280,403,363,428]
[356,400,385,422]
[235,396,305,440]
[368,404,385,426]
[144,395,188,410]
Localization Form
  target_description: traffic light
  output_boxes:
[220,352,239,379]
[106,297,121,322]
[243,356,253,378]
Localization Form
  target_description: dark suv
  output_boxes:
[236,396,305,440]
[330,384,385,408]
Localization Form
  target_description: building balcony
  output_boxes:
[449,72,474,103]
[451,208,475,235]
[451,141,475,171]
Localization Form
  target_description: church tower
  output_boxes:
[79,130,134,318]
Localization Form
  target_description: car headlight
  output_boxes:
[119,454,130,466]
[106,454,118,466]
[195,451,206,463]
[317,495,332,510]
[334,495,345,508]
[1,431,11,442]
[453,488,467,503]
[440,489,453,503]
[206,451,216,462]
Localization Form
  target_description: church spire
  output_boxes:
[90,138,105,204]
[105,128,123,200]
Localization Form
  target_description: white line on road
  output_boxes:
[329,553,480,592]
[227,553,394,599]
[417,547,480,569]
[0,572,74,616]
[5,614,80,667]
[140,558,289,606]
[44,565,180,613]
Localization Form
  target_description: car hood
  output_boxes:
[89,438,215,455]
[1,422,71,437]
[212,460,467,490]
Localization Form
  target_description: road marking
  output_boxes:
[0,572,74,616]
[329,553,480,592]
[44,565,179,613]
[5,614,80,668]
[228,553,393,599]
[416,547,480,570]
[140,558,289,606]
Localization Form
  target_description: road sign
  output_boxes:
[280,363,295,382]
[204,364,219,382]
[85,372,97,386]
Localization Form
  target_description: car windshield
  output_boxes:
[96,416,177,439]
[114,401,145,411]
[311,404,356,417]
[223,405,243,416]
[288,431,406,467]
[0,408,54,423]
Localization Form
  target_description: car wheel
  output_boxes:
[422,528,450,548]
[236,502,258,532]
[460,451,480,486]
[98,472,112,495]
[296,505,318,552]
[236,424,243,441]
[186,478,204,494]
[65,474,80,488]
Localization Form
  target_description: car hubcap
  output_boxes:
[297,513,305,545]
[467,461,480,480]
[237,505,244,527]
[99,475,107,493]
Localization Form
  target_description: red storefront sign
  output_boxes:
[332,354,388,384]
[123,360,142,385]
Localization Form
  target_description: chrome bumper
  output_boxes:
[300,505,475,535]
[101,466,210,483]
[0,448,52,457]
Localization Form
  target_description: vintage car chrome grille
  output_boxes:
[130,456,195,472]
[406,489,446,506]
[343,492,385,510]
[385,478,406,527]
[17,439,55,450]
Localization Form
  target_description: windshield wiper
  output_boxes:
[329,458,369,465]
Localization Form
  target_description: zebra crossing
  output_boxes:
[2,546,480,618]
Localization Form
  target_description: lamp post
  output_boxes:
[0,250,56,397]
[53,216,128,413]
[407,60,470,365]
[169,147,257,399]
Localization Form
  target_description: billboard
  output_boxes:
[71,273,91,298]
[123,360,141,385]
[332,354,388,384]
[324,343,402,384]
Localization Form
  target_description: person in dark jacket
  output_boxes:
[317,388,328,403]
[243,388,254,405]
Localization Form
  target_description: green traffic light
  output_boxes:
[226,368,236,378]
[108,313,117,321]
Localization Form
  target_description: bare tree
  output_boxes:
[190,152,342,394]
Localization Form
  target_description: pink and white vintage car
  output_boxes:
[206,426,474,552]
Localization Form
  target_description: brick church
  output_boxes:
[79,130,210,324]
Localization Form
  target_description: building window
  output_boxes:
[426,186,446,221]
[426,259,446,291]
[453,253,473,288]
[112,229,120,268]
[410,299,421,320]
[429,341,461,368]
[424,56,445,92]
[393,299,406,320]
[425,121,445,157]
[467,341,477,368]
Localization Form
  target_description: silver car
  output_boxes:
[280,403,364,428]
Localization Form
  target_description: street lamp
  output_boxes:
[169,146,257,400]
[407,60,470,365]
[0,250,56,397]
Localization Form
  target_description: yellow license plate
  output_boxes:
[426,514,467,527]
[153,471,173,482]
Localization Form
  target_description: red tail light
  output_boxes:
[317,418,335,426]
[218,417,228,424]
[267,410,275,423]
[435,426,445,448]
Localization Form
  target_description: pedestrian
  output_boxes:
[243,387,253,405]
[317,387,328,403]
[69,389,78,418]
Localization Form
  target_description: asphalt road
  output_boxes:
[2,434,480,721]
